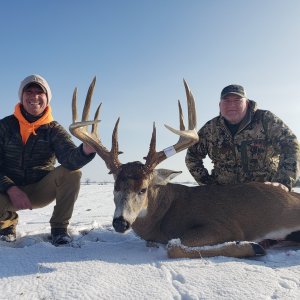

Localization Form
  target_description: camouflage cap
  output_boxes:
[221,84,247,99]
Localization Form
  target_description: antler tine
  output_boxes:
[178,100,185,131]
[143,80,199,173]
[143,123,156,158]
[69,77,122,174]
[111,117,120,156]
[92,103,101,135]
[148,122,157,156]
[82,76,96,121]
[164,79,197,139]
[143,123,163,172]
[70,79,100,132]
[183,78,197,130]
[106,117,123,173]
[72,87,78,123]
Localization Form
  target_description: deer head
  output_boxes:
[69,77,198,232]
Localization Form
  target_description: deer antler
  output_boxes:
[70,78,198,175]
[143,79,199,173]
[69,77,122,174]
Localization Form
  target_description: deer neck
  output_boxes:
[132,184,173,243]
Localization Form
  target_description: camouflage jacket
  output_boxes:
[0,115,95,192]
[185,100,300,190]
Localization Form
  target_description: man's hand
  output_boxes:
[264,181,289,192]
[6,186,32,210]
[83,143,96,155]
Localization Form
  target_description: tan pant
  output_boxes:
[0,166,82,229]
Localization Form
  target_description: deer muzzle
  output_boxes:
[113,216,130,233]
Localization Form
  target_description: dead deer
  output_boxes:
[70,77,300,258]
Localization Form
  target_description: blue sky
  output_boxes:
[1,0,300,182]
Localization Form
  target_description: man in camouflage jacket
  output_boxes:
[185,84,300,192]
[0,74,96,245]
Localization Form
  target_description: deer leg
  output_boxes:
[167,240,265,258]
[167,226,265,258]
[285,230,300,242]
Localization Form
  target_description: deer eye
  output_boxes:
[138,188,147,195]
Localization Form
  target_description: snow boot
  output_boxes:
[51,228,72,246]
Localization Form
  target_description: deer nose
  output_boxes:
[113,216,130,233]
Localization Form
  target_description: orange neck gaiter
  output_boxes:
[14,103,54,144]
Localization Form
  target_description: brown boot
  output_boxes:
[0,212,18,242]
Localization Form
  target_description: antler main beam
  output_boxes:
[69,77,122,174]
[143,79,199,173]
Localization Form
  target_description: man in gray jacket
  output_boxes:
[0,74,96,245]
[186,84,300,191]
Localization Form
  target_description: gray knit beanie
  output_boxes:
[18,74,52,103]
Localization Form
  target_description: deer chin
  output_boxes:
[137,208,148,218]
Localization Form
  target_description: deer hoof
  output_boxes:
[250,242,266,256]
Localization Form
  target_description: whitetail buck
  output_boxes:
[70,78,300,258]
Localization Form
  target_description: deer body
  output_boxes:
[132,181,300,245]
[69,78,300,258]
[112,165,300,258]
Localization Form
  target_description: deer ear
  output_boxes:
[152,169,182,186]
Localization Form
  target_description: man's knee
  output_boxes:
[69,169,82,186]
[64,168,82,180]
[58,167,82,186]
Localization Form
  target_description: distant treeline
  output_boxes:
[81,179,198,186]
[82,179,300,187]
[81,180,113,185]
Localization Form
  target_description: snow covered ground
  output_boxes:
[0,184,300,300]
